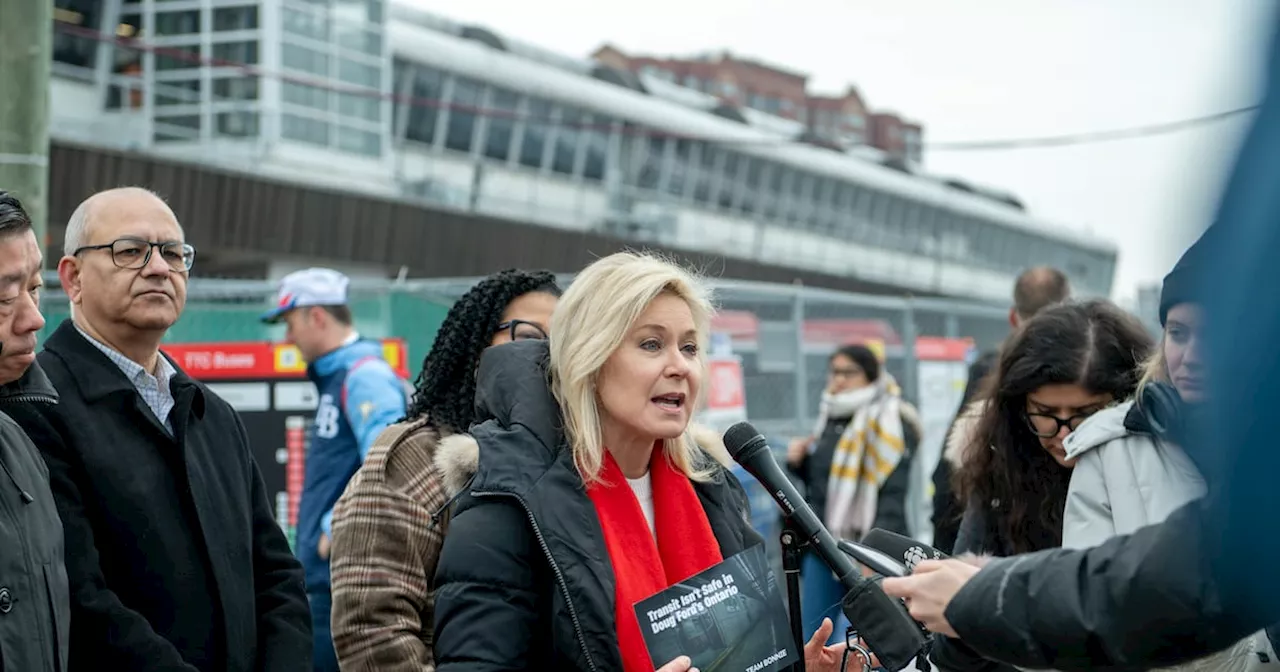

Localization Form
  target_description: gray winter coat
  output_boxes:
[0,363,69,672]
[1064,400,1277,671]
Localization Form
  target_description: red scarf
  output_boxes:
[586,445,724,672]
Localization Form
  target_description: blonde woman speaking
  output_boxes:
[430,252,850,672]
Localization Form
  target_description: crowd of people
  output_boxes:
[4,24,1280,667]
[1,178,1268,672]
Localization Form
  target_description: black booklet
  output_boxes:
[635,544,800,672]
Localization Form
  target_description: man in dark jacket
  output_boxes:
[4,187,311,672]
[881,11,1280,668]
[0,191,69,672]
[930,266,1069,554]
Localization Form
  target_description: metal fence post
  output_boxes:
[792,281,808,435]
[902,297,919,405]
[944,312,959,340]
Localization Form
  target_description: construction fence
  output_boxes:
[37,273,1011,429]
[38,274,1012,541]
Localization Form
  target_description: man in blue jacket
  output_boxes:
[262,268,407,672]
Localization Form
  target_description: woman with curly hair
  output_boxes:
[931,299,1152,672]
[327,269,560,672]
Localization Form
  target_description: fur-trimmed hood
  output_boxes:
[898,400,924,447]
[435,423,733,499]
[943,400,986,468]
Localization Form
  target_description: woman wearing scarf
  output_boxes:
[431,252,851,672]
[786,344,923,645]
[1061,234,1278,671]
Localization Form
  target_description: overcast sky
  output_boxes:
[412,0,1275,302]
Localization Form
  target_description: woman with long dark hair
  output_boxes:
[933,299,1152,671]
[327,269,561,672]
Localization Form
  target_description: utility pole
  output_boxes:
[0,0,53,255]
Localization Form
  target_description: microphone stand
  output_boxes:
[780,520,806,672]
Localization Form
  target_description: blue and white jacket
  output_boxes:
[297,335,407,592]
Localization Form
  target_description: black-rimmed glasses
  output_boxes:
[496,319,547,341]
[1024,411,1094,438]
[73,237,196,272]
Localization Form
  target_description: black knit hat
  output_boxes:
[1160,227,1216,326]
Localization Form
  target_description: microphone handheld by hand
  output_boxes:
[723,422,929,671]
[837,539,908,578]
[862,528,949,574]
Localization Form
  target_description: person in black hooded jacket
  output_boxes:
[431,252,850,672]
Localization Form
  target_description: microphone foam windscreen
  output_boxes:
[722,421,762,460]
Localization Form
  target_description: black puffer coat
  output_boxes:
[431,340,763,671]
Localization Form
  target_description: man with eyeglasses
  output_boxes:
[260,267,407,672]
[3,187,311,672]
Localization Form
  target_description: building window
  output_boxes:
[282,43,329,76]
[283,5,329,41]
[582,115,612,181]
[444,76,483,153]
[213,76,260,102]
[216,111,260,138]
[338,91,380,122]
[213,5,259,31]
[283,113,330,147]
[153,114,200,142]
[336,26,382,55]
[403,65,443,145]
[483,87,520,162]
[337,125,380,156]
[152,79,201,107]
[154,10,201,35]
[337,58,379,87]
[155,44,201,71]
[284,81,330,112]
[519,99,552,169]
[52,0,101,70]
[552,107,583,176]
[212,40,259,66]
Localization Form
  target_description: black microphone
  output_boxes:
[724,422,929,671]
[862,528,950,574]
[723,422,860,586]
[838,539,908,578]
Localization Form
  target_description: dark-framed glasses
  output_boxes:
[1024,411,1094,438]
[73,237,196,272]
[496,319,547,341]
[828,365,864,380]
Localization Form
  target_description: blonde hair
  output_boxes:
[1137,331,1171,395]
[550,251,717,485]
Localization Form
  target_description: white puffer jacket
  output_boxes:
[1063,401,1278,672]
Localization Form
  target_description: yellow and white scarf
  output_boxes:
[812,374,907,540]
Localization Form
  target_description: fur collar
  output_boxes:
[943,400,986,468]
[434,423,733,498]
[899,400,924,444]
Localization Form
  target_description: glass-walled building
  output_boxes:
[46,0,1118,303]
[51,0,389,158]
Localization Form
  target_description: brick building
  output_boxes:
[593,45,923,164]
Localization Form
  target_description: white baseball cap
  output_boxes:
[260,268,350,323]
